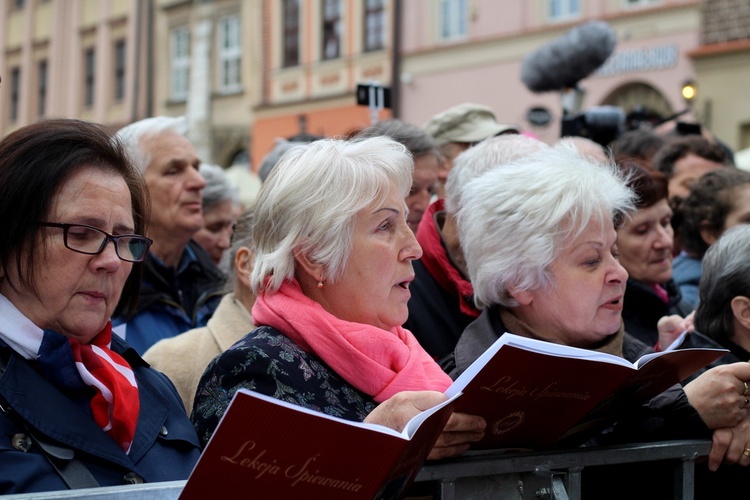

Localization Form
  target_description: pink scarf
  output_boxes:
[251,280,452,402]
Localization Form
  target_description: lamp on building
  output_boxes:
[681,80,697,103]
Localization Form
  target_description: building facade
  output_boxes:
[0,0,151,135]
[2,0,746,164]
[0,0,259,167]
[251,0,393,166]
[152,0,259,167]
[399,0,714,146]
[689,0,750,151]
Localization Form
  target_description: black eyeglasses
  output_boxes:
[40,222,152,263]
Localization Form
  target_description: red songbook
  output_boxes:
[447,332,726,450]
[180,389,458,500]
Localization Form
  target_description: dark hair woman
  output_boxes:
[0,119,201,493]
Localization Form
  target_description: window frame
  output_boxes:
[38,59,47,118]
[9,66,20,122]
[321,0,341,60]
[114,39,126,102]
[217,15,242,93]
[364,0,385,52]
[622,0,660,8]
[438,0,468,42]
[548,0,581,21]
[282,0,300,67]
[170,26,190,101]
[84,47,95,108]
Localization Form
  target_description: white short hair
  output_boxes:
[458,142,635,309]
[199,163,240,208]
[251,136,413,294]
[445,134,549,214]
[115,116,188,173]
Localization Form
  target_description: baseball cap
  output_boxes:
[423,103,518,147]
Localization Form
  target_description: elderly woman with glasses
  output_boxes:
[0,119,201,494]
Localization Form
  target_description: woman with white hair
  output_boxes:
[445,143,750,479]
[192,136,485,458]
[449,142,635,371]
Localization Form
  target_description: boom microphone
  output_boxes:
[521,21,617,93]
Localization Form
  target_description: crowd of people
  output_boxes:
[1,101,749,498]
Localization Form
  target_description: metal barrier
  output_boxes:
[414,440,712,500]
[4,440,710,499]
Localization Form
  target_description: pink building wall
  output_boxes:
[399,1,703,143]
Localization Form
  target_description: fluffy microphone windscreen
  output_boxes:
[521,21,617,93]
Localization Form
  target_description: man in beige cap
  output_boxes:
[424,103,518,198]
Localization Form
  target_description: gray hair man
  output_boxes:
[113,116,225,354]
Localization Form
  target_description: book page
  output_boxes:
[229,389,460,440]
[447,332,634,399]
[402,392,461,436]
[229,389,405,439]
[502,334,634,367]
[663,330,689,351]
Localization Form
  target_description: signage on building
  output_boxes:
[526,106,552,127]
[356,83,392,109]
[595,45,678,77]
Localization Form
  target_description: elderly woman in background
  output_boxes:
[658,225,750,499]
[192,163,240,270]
[357,119,443,233]
[144,210,256,415]
[614,162,693,346]
[695,224,750,360]
[192,136,485,458]
[0,120,200,493]
[672,168,750,308]
[662,225,750,364]
[445,143,750,482]
[406,134,547,360]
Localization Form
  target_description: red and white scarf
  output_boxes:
[0,293,140,453]
[251,279,452,403]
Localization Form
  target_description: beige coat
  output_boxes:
[143,293,254,415]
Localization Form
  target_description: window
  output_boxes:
[322,0,341,60]
[439,0,468,41]
[548,0,580,21]
[283,0,300,67]
[114,39,126,102]
[9,67,20,122]
[84,47,95,107]
[38,59,47,118]
[364,0,385,52]
[217,15,241,92]
[170,27,190,100]
[623,0,660,7]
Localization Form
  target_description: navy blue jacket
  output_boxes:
[0,336,201,494]
[114,240,225,355]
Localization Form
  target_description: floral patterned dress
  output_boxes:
[191,325,378,448]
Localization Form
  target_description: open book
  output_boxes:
[181,332,724,497]
[180,389,459,500]
[447,332,726,450]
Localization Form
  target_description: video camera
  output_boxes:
[561,105,626,148]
